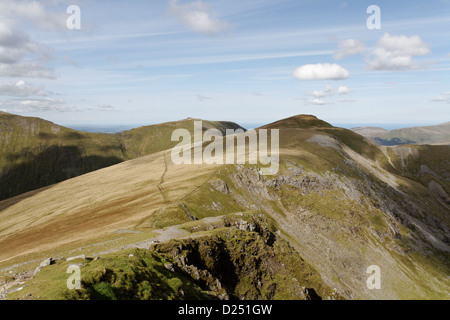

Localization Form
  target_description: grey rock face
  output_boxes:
[210,179,230,194]
[33,258,53,276]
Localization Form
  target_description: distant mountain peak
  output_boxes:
[260,114,334,129]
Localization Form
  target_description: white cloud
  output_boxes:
[0,10,57,79]
[169,0,230,35]
[309,85,334,98]
[0,98,119,113]
[337,86,352,94]
[366,33,430,71]
[334,39,366,60]
[304,85,354,105]
[307,98,328,105]
[0,98,77,112]
[0,80,49,97]
[431,91,450,102]
[0,22,34,64]
[293,63,350,80]
[308,85,353,97]
[0,0,66,30]
[0,62,56,79]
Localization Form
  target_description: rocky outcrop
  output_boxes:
[152,215,335,300]
[0,270,34,300]
[209,179,230,194]
[428,180,450,204]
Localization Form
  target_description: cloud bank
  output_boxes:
[366,33,430,71]
[334,39,366,60]
[0,80,49,97]
[304,85,354,105]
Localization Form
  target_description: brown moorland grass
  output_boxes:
[0,150,220,264]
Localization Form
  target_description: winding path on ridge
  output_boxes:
[157,151,169,203]
[0,147,223,279]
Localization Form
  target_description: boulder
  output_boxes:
[235,220,257,232]
[210,179,229,194]
[33,258,53,275]
[164,262,175,272]
[66,254,86,262]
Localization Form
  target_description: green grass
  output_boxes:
[8,248,211,300]
[319,128,395,171]
[0,229,158,273]
[388,145,450,192]
[177,169,245,220]
[260,114,334,129]
[136,205,191,230]
[361,123,450,146]
[7,217,336,300]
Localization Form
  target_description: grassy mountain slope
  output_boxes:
[352,122,450,146]
[0,114,449,300]
[119,119,244,159]
[0,112,244,201]
[0,112,125,201]
[14,220,334,300]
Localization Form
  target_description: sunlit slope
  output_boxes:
[119,118,245,159]
[0,150,220,263]
[260,114,334,129]
[0,111,244,201]
[175,116,450,299]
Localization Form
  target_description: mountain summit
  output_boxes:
[260,115,334,129]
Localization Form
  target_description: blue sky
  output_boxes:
[0,0,449,129]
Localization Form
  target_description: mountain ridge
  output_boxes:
[352,122,450,146]
[259,114,334,129]
[0,112,245,201]
[0,112,449,300]
[0,113,449,300]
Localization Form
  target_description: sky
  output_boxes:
[0,0,449,129]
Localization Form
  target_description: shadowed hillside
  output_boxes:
[0,112,245,201]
